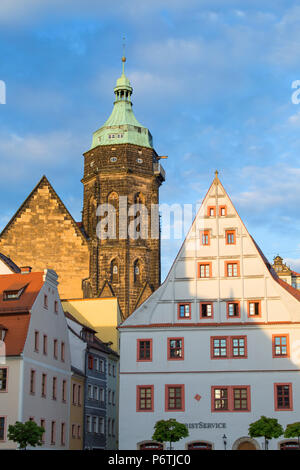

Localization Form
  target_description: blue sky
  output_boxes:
[1,0,300,280]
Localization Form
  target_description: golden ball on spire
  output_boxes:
[122,56,126,62]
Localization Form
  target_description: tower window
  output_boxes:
[134,260,142,283]
[111,260,119,283]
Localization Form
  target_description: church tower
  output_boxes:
[81,56,165,318]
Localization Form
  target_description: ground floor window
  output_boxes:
[280,441,300,450]
[0,417,5,441]
[139,441,163,450]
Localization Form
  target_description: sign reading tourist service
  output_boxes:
[185,422,227,429]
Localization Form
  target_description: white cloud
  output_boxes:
[288,112,300,126]
[284,257,300,273]
[0,130,84,182]
[231,164,300,214]
[0,0,199,26]
[234,10,246,18]
[15,87,69,114]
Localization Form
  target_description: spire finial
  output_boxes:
[215,169,219,178]
[122,36,126,75]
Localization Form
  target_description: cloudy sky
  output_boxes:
[1,0,300,279]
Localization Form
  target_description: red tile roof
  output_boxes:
[0,272,44,356]
[1,314,31,356]
[276,277,300,302]
[251,236,300,303]
[0,272,44,313]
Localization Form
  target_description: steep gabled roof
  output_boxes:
[0,175,88,243]
[134,281,154,310]
[251,237,300,303]
[98,280,116,298]
[0,314,31,356]
[120,173,300,328]
[0,271,44,355]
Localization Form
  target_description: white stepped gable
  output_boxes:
[122,173,300,327]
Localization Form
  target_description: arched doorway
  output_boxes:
[232,437,260,450]
[187,441,213,450]
[237,441,257,450]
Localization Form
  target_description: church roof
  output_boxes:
[0,175,88,243]
[90,57,153,150]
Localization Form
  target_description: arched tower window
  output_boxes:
[135,192,145,205]
[133,193,146,235]
[88,196,97,238]
[107,191,119,239]
[134,259,142,284]
[110,259,119,283]
[108,191,119,208]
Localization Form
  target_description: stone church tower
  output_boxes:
[82,57,165,317]
[0,57,165,318]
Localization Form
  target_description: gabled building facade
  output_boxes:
[0,269,71,449]
[66,312,119,450]
[119,173,300,451]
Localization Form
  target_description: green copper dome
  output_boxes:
[91,57,153,150]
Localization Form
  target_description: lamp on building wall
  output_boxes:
[265,439,269,450]
[222,434,227,450]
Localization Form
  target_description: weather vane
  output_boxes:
[122,36,126,74]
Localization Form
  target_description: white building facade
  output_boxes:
[0,269,71,449]
[119,173,300,451]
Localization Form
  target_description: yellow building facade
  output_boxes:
[62,298,121,353]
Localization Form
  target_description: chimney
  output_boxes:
[20,266,32,274]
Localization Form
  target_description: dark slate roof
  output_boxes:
[0,253,20,273]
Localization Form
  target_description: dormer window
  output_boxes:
[81,329,95,343]
[3,285,26,301]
